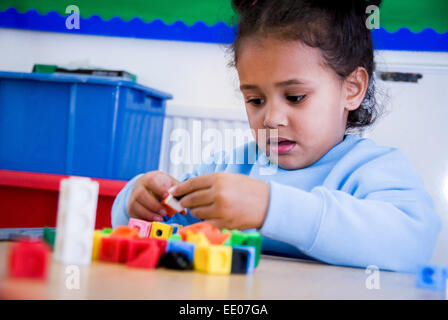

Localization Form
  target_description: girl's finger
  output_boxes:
[170,174,215,197]
[202,218,223,229]
[179,188,214,209]
[131,200,164,222]
[189,203,217,220]
[134,185,166,215]
[143,172,178,199]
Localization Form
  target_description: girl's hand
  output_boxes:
[127,171,179,222]
[169,172,270,230]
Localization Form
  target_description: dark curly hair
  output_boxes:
[230,0,383,132]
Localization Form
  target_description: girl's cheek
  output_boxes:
[246,108,264,129]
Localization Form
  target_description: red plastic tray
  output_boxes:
[0,169,127,229]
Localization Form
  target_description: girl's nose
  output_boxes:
[263,104,288,128]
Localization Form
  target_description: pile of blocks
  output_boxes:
[7,176,262,279]
[93,219,262,275]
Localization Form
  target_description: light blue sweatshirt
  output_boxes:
[111,134,441,273]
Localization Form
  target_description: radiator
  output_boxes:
[158,106,252,180]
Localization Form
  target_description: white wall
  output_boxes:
[366,50,448,265]
[1,28,447,265]
[0,28,247,120]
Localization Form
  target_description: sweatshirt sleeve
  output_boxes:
[259,150,442,273]
[111,174,142,228]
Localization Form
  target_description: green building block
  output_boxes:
[102,228,113,234]
[244,232,263,268]
[43,227,56,249]
[227,230,263,266]
[222,237,232,246]
[168,233,182,242]
[230,230,248,246]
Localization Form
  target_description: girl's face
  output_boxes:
[237,36,358,170]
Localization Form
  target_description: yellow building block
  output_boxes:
[149,222,173,240]
[185,230,210,246]
[194,245,232,275]
[92,230,110,261]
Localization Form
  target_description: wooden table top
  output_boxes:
[0,242,444,300]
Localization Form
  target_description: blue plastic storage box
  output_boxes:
[0,71,172,180]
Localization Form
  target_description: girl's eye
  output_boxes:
[246,98,265,106]
[286,95,305,103]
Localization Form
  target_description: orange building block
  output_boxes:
[110,226,140,239]
[179,222,230,245]
[179,222,214,241]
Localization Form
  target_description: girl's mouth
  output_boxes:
[267,137,296,155]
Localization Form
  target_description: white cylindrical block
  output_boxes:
[54,177,99,265]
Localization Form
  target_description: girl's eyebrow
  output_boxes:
[240,79,307,91]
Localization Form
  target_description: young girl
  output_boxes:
[112,0,441,272]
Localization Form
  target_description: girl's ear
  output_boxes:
[343,67,369,111]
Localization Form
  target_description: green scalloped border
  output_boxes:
[0,0,236,26]
[1,0,447,32]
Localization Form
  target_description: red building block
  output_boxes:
[127,245,162,269]
[127,238,154,262]
[98,236,131,263]
[8,239,50,279]
[152,238,168,253]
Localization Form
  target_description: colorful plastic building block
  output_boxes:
[43,227,56,250]
[159,251,193,270]
[102,228,113,234]
[185,230,210,246]
[170,223,183,235]
[127,238,156,262]
[161,193,187,217]
[231,245,255,274]
[54,177,99,265]
[98,236,131,263]
[168,233,182,242]
[180,222,213,238]
[180,222,222,243]
[206,230,231,245]
[130,237,167,254]
[167,241,195,263]
[111,225,140,239]
[9,240,50,279]
[127,245,161,269]
[229,230,248,245]
[128,218,152,238]
[91,229,110,261]
[244,232,263,267]
[416,265,448,291]
[149,222,173,240]
[194,245,232,275]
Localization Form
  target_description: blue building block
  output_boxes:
[170,223,182,235]
[415,265,447,291]
[166,241,195,263]
[231,245,255,274]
